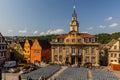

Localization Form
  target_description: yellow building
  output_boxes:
[24,39,32,63]
[106,38,120,65]
[13,42,24,62]
[51,7,99,66]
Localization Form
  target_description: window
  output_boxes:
[92,57,95,64]
[86,48,89,54]
[0,52,4,57]
[34,45,38,48]
[111,53,113,57]
[2,46,4,50]
[72,48,75,55]
[115,60,117,62]
[66,48,69,55]
[91,48,94,54]
[66,39,69,42]
[59,55,62,62]
[59,39,63,43]
[59,47,62,53]
[53,48,57,54]
[72,27,75,31]
[0,45,1,50]
[34,50,41,53]
[78,39,81,43]
[55,48,57,53]
[91,38,95,43]
[86,57,89,62]
[111,60,113,62]
[72,39,75,43]
[85,38,89,43]
[114,45,117,50]
[54,55,58,61]
[55,39,58,42]
[78,48,81,55]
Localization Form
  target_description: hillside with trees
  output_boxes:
[5,32,120,44]
[95,32,120,44]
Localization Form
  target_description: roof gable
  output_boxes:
[38,40,51,49]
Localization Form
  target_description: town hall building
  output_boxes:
[51,7,99,66]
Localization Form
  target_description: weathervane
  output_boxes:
[73,5,76,9]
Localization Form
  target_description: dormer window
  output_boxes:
[114,45,117,50]
[55,39,58,42]
[85,38,89,43]
[66,39,69,43]
[59,38,63,43]
[91,38,95,43]
[78,39,81,43]
[72,39,75,43]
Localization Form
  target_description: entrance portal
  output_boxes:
[71,56,75,64]
[71,56,82,65]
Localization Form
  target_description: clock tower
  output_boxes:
[70,6,79,33]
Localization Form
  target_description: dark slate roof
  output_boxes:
[38,40,51,49]
[19,41,25,48]
[0,32,8,45]
[28,40,33,46]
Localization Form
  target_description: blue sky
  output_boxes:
[0,0,120,36]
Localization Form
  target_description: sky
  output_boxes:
[0,0,120,36]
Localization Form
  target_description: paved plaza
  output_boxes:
[1,66,120,80]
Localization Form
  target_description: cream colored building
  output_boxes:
[51,8,99,66]
[106,38,120,65]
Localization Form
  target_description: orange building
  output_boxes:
[30,39,51,64]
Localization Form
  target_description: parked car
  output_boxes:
[8,68,19,73]
[19,69,29,74]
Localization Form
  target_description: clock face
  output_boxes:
[73,21,76,25]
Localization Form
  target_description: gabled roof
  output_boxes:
[106,39,117,48]
[38,40,51,49]
[0,32,7,44]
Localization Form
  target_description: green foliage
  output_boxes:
[95,32,120,44]
[28,34,58,42]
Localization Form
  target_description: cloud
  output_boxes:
[109,23,119,28]
[18,30,27,33]
[106,17,113,21]
[40,29,64,35]
[8,29,13,32]
[33,30,38,34]
[40,32,46,35]
[99,25,106,29]
[86,27,93,30]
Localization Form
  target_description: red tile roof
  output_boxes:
[79,33,95,38]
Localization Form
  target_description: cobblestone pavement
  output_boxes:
[113,71,120,79]
[2,72,20,80]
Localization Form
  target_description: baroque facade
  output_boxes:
[51,8,99,66]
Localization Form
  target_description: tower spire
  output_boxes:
[70,5,79,33]
[72,5,77,17]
